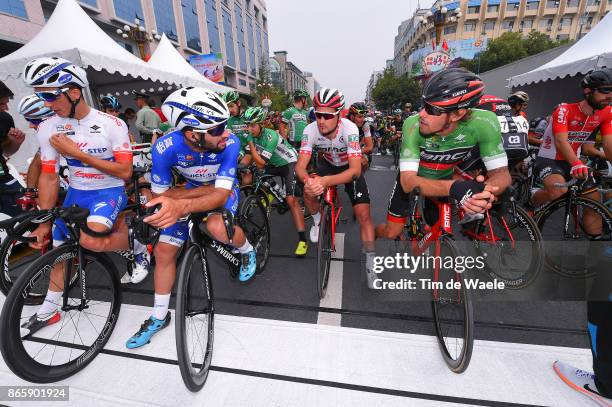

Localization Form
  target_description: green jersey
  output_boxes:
[227,115,250,152]
[282,106,308,144]
[399,109,507,179]
[251,127,298,167]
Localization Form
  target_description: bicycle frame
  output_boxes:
[188,215,241,275]
[322,185,342,251]
[410,199,453,257]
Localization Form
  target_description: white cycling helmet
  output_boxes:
[18,94,55,120]
[162,87,229,131]
[23,57,89,88]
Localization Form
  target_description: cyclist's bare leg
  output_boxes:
[205,213,246,247]
[354,203,375,250]
[153,242,180,294]
[582,189,603,235]
[286,195,305,231]
[376,220,405,240]
[531,174,567,206]
[303,192,321,218]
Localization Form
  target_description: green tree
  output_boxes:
[251,61,290,111]
[372,68,422,111]
[462,30,568,74]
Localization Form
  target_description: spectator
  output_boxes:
[149,99,167,122]
[133,91,161,144]
[0,80,26,215]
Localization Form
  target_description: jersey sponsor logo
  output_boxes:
[58,73,73,84]
[152,174,162,183]
[74,170,104,179]
[182,118,201,127]
[92,202,107,212]
[156,137,174,154]
[90,125,101,133]
[349,141,360,151]
[319,146,348,154]
[455,134,467,142]
[86,147,108,154]
[419,148,470,163]
[507,135,521,145]
[557,106,567,123]
[452,89,467,97]
[56,123,73,132]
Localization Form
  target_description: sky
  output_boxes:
[266,0,434,104]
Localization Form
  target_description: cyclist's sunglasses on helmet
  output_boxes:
[422,101,447,116]
[35,88,70,102]
[193,122,227,137]
[314,111,339,121]
[595,87,612,94]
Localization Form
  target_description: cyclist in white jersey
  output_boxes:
[295,88,376,285]
[20,57,142,338]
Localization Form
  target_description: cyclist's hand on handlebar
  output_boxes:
[29,223,52,250]
[570,160,589,179]
[144,197,183,229]
[304,175,325,197]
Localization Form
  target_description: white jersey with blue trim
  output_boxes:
[37,109,132,190]
[150,130,241,194]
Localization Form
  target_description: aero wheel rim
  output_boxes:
[15,252,116,370]
[183,254,213,378]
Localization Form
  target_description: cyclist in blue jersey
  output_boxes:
[124,87,257,349]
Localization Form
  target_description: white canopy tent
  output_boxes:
[147,34,230,93]
[509,12,612,87]
[0,0,228,171]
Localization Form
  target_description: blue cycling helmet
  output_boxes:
[100,95,122,110]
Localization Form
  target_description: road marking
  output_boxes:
[316,233,344,326]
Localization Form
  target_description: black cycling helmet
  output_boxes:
[100,95,121,110]
[422,68,485,112]
[349,102,368,116]
[581,68,612,89]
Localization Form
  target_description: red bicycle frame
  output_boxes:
[322,185,342,251]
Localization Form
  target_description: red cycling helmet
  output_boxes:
[313,88,345,112]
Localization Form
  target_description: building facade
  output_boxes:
[270,51,308,95]
[365,70,384,105]
[302,72,321,97]
[393,0,611,76]
[0,0,270,95]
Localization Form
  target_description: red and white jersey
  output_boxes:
[37,109,132,190]
[538,103,612,160]
[300,118,362,167]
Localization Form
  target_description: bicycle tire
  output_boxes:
[316,205,333,299]
[536,196,612,278]
[431,235,474,373]
[239,195,271,272]
[474,205,544,289]
[0,244,120,383]
[175,244,214,392]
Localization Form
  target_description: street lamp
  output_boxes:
[116,18,161,60]
[425,5,461,47]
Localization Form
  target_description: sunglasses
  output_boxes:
[596,87,612,94]
[193,122,227,137]
[422,102,447,116]
[35,88,70,102]
[25,118,43,125]
[314,111,339,121]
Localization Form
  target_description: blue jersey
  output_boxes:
[150,130,240,194]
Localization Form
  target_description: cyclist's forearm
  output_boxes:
[163,185,215,200]
[554,135,579,164]
[528,135,543,146]
[38,172,59,211]
[26,154,42,189]
[74,151,133,181]
[486,167,512,195]
[603,137,612,163]
[400,171,454,197]
[249,142,267,168]
[178,189,230,215]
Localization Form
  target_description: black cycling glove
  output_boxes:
[449,180,484,208]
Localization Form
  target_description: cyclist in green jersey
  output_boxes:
[221,90,253,184]
[245,107,309,257]
[376,68,511,240]
[280,89,310,149]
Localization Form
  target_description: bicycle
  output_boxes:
[533,175,612,278]
[173,202,269,391]
[405,188,473,373]
[0,206,121,383]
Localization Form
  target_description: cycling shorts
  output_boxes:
[265,162,302,197]
[534,157,572,182]
[159,184,240,247]
[314,159,370,205]
[386,172,413,224]
[52,186,127,247]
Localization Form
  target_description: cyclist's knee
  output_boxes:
[353,204,372,224]
[205,215,227,242]
[79,223,110,251]
[153,243,179,263]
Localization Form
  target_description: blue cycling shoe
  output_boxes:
[126,312,171,349]
[239,250,257,282]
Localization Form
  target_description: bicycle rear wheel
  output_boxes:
[431,235,474,373]
[239,195,271,272]
[316,205,333,299]
[0,244,120,383]
[474,205,544,289]
[537,197,612,278]
[175,244,214,392]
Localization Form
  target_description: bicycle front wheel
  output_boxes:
[431,235,474,373]
[537,197,612,278]
[474,205,544,289]
[316,205,333,299]
[175,244,214,392]
[0,244,120,383]
[239,194,271,272]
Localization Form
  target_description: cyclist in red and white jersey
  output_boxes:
[19,57,144,338]
[532,68,612,209]
[295,88,376,285]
